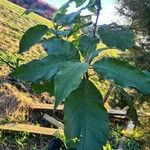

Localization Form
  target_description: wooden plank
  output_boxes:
[0,123,59,135]
[30,103,63,111]
[43,114,64,129]
[30,104,127,116]
[31,103,150,117]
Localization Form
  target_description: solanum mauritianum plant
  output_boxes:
[11,0,150,149]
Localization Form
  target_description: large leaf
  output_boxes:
[32,79,54,96]
[98,23,134,51]
[42,38,80,60]
[78,35,99,59]
[64,79,109,150]
[11,55,68,82]
[54,62,88,108]
[19,25,49,53]
[93,57,150,95]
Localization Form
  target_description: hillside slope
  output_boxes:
[0,0,52,53]
[0,0,53,122]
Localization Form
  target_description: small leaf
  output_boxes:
[54,9,81,26]
[11,55,68,82]
[42,38,80,60]
[64,79,109,150]
[93,57,150,95]
[51,29,71,37]
[74,0,86,7]
[19,25,49,53]
[98,23,134,51]
[32,80,54,96]
[87,0,102,13]
[54,62,88,108]
[78,35,99,59]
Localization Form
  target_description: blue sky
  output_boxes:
[46,0,114,9]
[45,0,120,24]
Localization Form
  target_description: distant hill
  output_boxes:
[9,0,57,18]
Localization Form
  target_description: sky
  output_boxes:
[45,0,121,24]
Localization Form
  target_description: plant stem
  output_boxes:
[93,0,102,37]
[103,83,114,103]
[0,56,15,70]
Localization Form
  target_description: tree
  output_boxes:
[116,0,150,69]
[11,0,150,149]
[116,0,150,35]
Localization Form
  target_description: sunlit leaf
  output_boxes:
[19,25,49,53]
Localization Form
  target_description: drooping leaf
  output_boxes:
[11,55,68,82]
[93,57,150,95]
[42,38,80,60]
[32,79,54,96]
[98,23,134,51]
[19,25,49,53]
[54,9,82,26]
[74,0,86,7]
[78,35,99,59]
[64,79,109,150]
[115,87,139,125]
[54,62,88,108]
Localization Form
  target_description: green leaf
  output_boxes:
[19,25,49,53]
[54,62,88,108]
[59,1,70,14]
[11,55,68,82]
[42,38,80,60]
[32,79,54,96]
[116,87,139,125]
[64,79,109,150]
[98,23,134,51]
[78,35,99,59]
[74,0,86,7]
[51,29,71,37]
[87,0,102,13]
[54,9,81,26]
[93,57,150,95]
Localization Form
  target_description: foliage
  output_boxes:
[116,0,150,70]
[116,0,150,36]
[11,0,150,149]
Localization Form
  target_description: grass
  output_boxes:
[0,0,52,121]
[0,0,53,52]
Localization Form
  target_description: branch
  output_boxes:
[103,83,114,103]
[0,56,15,70]
[93,0,102,37]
